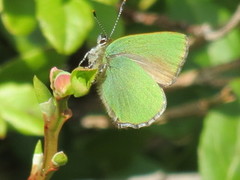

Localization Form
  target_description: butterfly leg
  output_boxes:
[99,63,108,73]
[88,62,95,69]
[78,51,90,66]
[104,55,113,69]
[88,58,109,70]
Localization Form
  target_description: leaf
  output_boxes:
[1,0,37,35]
[33,76,52,104]
[0,83,43,136]
[30,140,43,176]
[192,30,240,68]
[207,29,240,65]
[34,140,43,154]
[199,100,240,180]
[71,67,98,97]
[35,0,93,54]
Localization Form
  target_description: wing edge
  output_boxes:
[115,92,167,129]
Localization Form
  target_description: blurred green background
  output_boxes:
[0,0,240,179]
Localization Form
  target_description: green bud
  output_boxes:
[30,140,43,175]
[71,67,98,97]
[52,151,68,167]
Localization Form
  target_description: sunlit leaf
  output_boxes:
[1,0,37,35]
[199,100,240,180]
[35,0,93,54]
[33,76,52,104]
[0,83,43,136]
[208,30,240,65]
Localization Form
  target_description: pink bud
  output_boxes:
[50,67,61,90]
[49,67,73,98]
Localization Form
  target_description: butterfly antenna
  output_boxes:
[109,0,126,39]
[93,10,107,37]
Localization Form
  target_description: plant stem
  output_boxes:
[30,97,72,180]
[44,97,71,179]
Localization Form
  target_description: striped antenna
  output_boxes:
[93,10,108,37]
[109,0,127,39]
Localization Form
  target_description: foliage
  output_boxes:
[0,0,239,179]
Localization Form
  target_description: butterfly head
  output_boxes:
[79,0,126,68]
[97,34,108,46]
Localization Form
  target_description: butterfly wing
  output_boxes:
[105,32,189,87]
[98,56,166,128]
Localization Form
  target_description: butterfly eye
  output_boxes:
[97,34,108,45]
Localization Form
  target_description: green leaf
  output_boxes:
[0,83,43,136]
[0,116,7,139]
[199,101,240,180]
[71,67,98,97]
[33,76,52,104]
[31,140,43,171]
[35,0,93,54]
[207,30,240,65]
[1,0,37,35]
[192,29,240,67]
[34,140,43,154]
[33,74,56,116]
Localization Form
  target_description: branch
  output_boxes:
[168,59,240,90]
[189,4,240,46]
[192,4,240,41]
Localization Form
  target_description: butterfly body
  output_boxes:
[81,35,110,69]
[83,32,188,128]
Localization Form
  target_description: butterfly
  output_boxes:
[79,0,189,128]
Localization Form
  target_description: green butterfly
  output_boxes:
[80,1,189,128]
